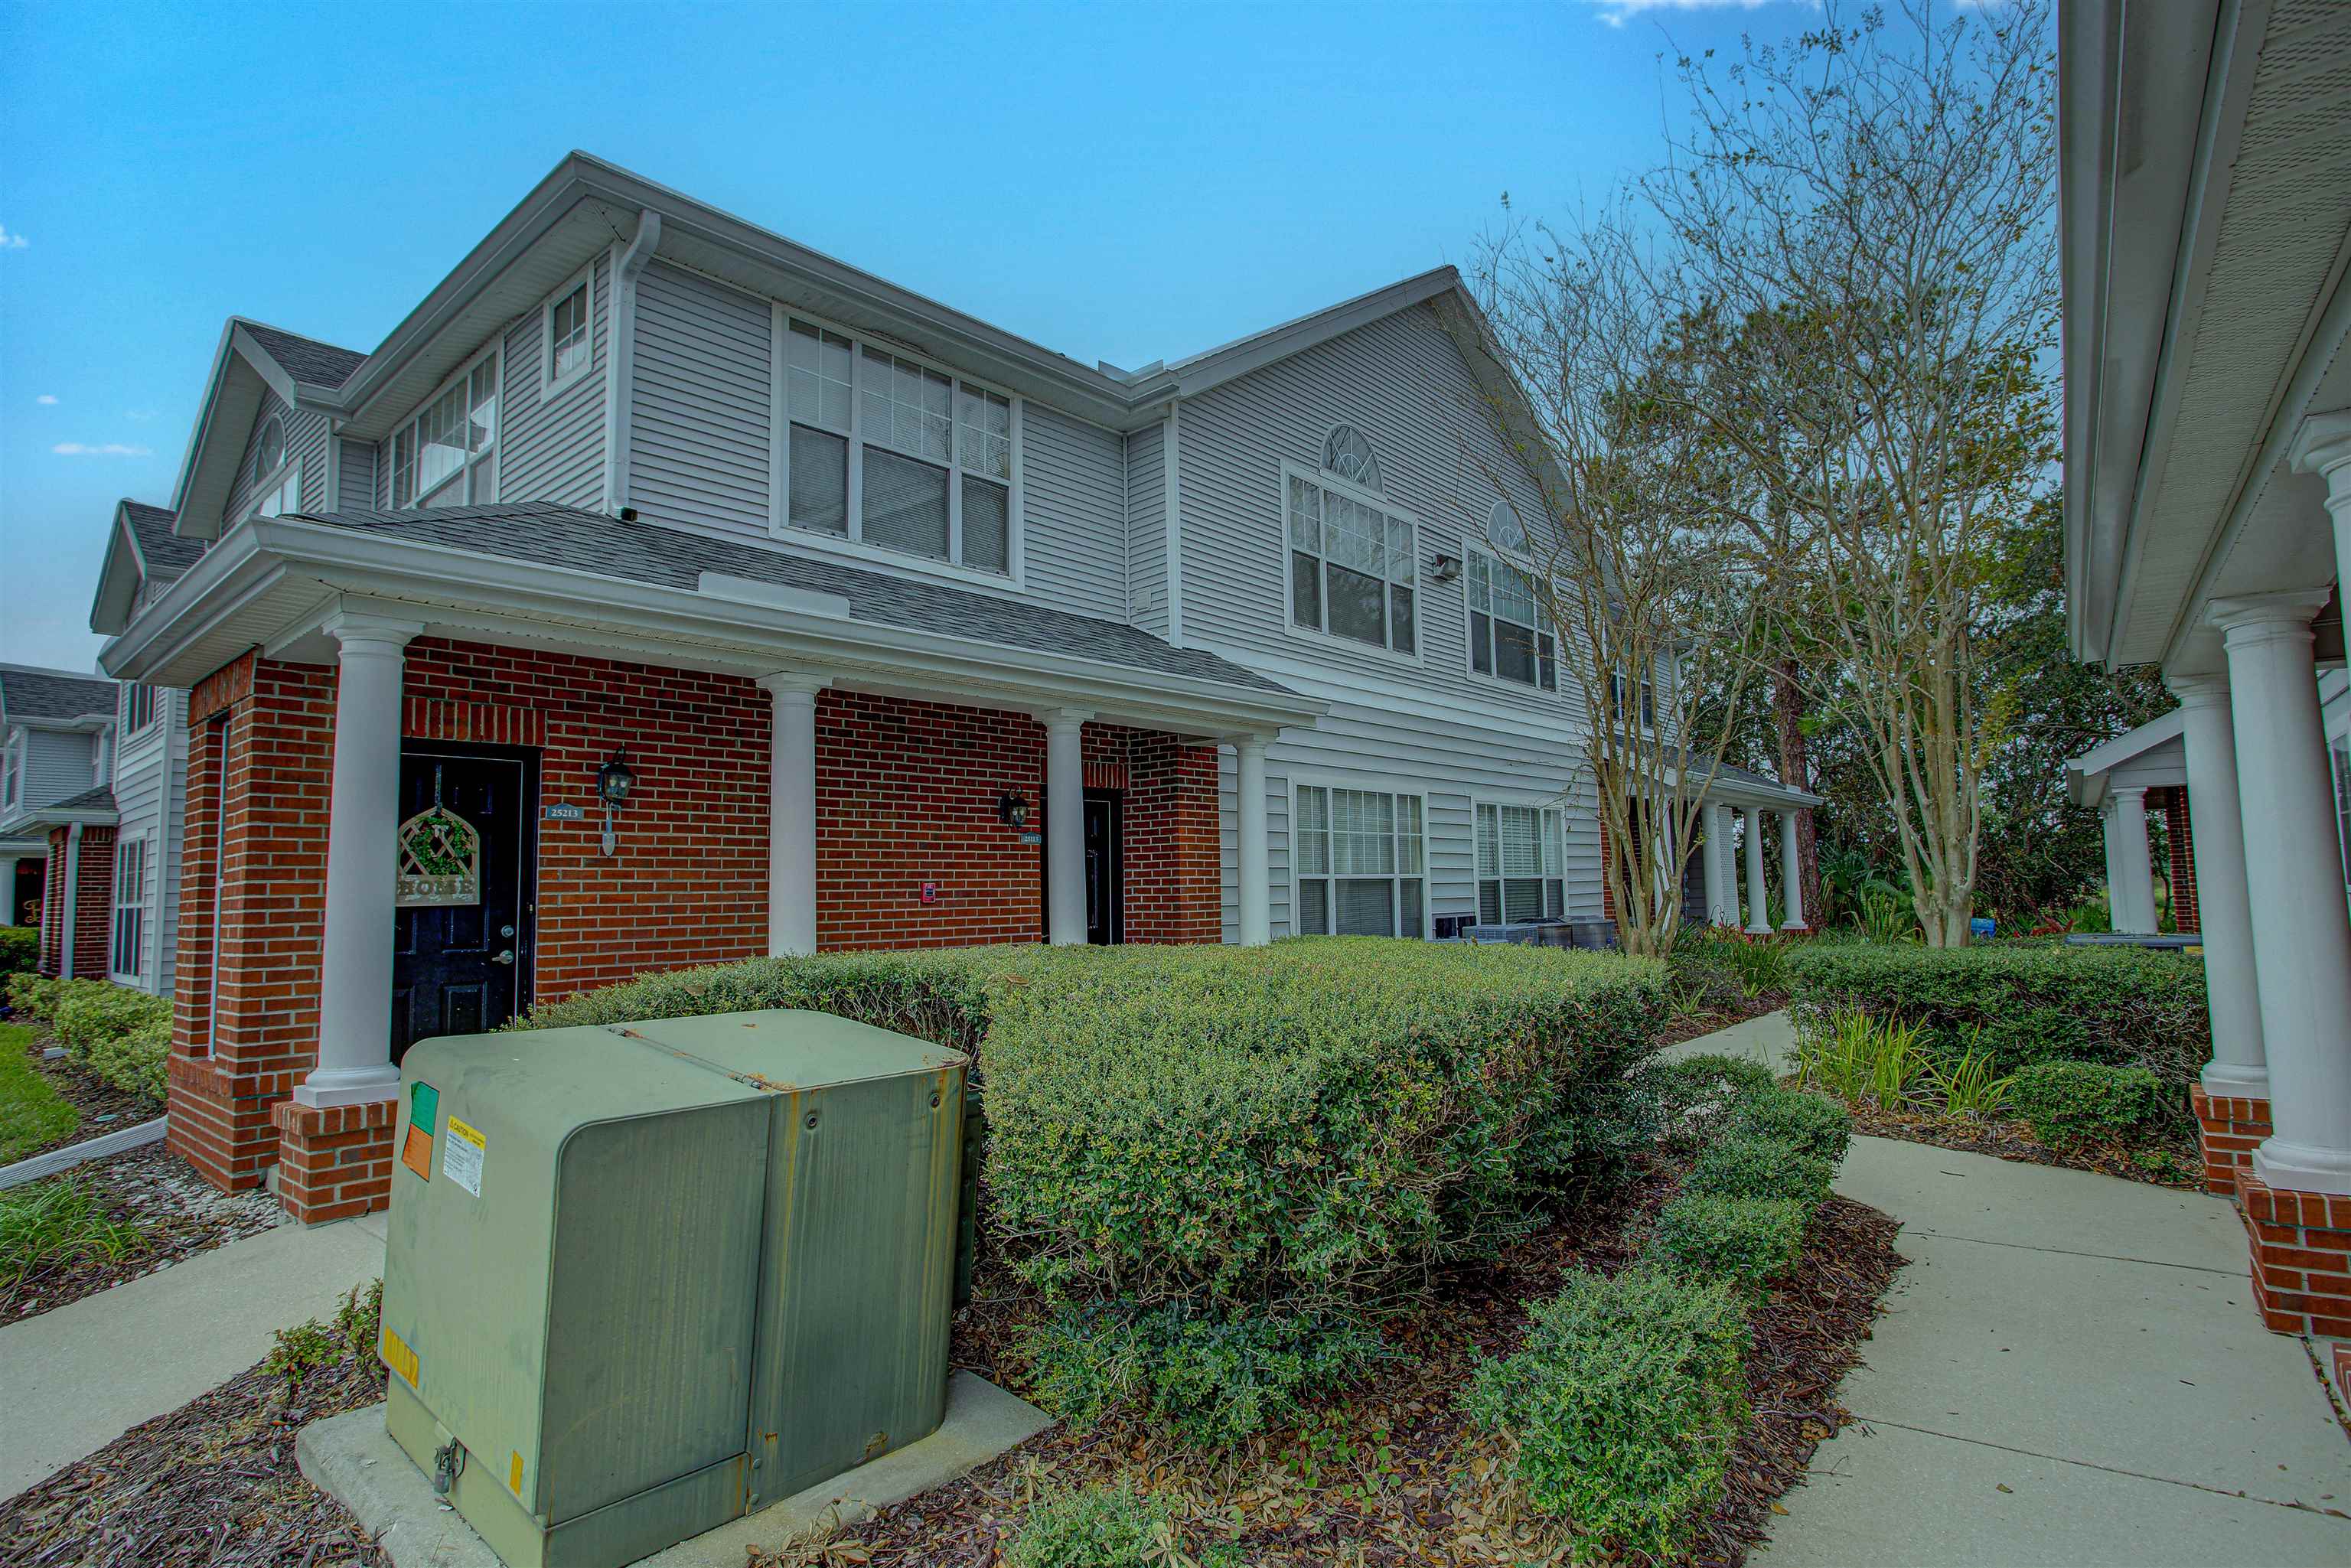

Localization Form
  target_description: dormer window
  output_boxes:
[253,417,285,482]
[544,268,594,396]
[392,348,499,508]
[1322,424,1383,492]
[239,413,302,523]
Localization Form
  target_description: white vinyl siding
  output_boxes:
[494,252,610,508]
[1475,802,1567,924]
[1290,782,1427,938]
[1125,421,1169,634]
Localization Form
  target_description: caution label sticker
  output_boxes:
[443,1117,486,1197]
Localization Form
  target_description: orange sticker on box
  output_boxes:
[380,1325,419,1388]
[400,1123,433,1180]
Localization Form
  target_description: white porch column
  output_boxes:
[1779,810,1807,930]
[297,611,420,1110]
[1044,709,1091,946]
[758,675,826,957]
[0,855,20,927]
[1234,738,1270,947]
[2107,785,2159,934]
[58,825,83,980]
[2287,411,2351,618]
[1700,807,1727,928]
[2211,591,2351,1195]
[1741,807,1772,934]
[2167,670,2267,1095]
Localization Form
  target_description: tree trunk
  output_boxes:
[1772,658,1821,926]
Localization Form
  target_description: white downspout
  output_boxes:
[602,210,664,516]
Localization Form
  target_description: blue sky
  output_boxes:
[0,0,1816,672]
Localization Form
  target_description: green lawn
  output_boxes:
[0,1022,80,1165]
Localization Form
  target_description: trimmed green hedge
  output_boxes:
[523,939,1666,1442]
[5,975,169,1102]
[0,927,36,983]
[1462,1265,1749,1560]
[1785,944,2208,1094]
[2010,1062,2167,1150]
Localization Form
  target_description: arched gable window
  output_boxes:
[1321,424,1383,492]
[1486,497,1528,555]
[253,416,285,481]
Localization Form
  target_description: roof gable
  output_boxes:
[0,664,116,730]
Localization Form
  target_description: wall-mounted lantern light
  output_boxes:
[996,791,1030,830]
[1428,553,1462,584]
[596,747,637,856]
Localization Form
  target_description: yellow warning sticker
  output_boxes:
[509,1450,524,1495]
[443,1117,486,1197]
[380,1325,419,1388]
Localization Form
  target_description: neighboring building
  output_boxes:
[2062,0,2351,1369]
[0,664,119,970]
[92,153,1812,1222]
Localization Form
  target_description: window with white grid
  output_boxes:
[1467,548,1556,691]
[1286,467,1417,656]
[391,349,498,509]
[1475,803,1567,924]
[1293,784,1426,937]
[777,315,1017,575]
[112,836,146,978]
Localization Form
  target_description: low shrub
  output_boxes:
[1019,1299,1384,1448]
[1645,1194,1809,1295]
[1785,944,2208,1095]
[1462,1265,1749,1560]
[1631,1053,1777,1152]
[0,1176,145,1291]
[1732,1087,1852,1165]
[50,980,170,1102]
[266,1280,384,1389]
[5,973,63,1023]
[2010,1061,2168,1150]
[1685,1134,1834,1208]
[0,927,36,983]
[1003,1480,1176,1568]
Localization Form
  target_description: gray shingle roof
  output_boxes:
[286,502,1297,697]
[123,500,206,581]
[1702,760,1814,800]
[240,321,367,387]
[46,786,116,813]
[0,667,117,722]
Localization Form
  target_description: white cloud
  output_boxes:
[0,224,27,250]
[35,394,58,406]
[52,442,153,458]
[1577,0,1800,26]
[126,408,157,421]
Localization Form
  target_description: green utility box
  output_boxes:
[379,1010,968,1568]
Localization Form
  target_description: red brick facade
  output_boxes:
[2161,785,2199,934]
[37,821,116,979]
[2190,1085,2272,1198]
[2237,1175,2351,1341]
[166,637,1222,1218]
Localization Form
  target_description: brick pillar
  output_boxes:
[71,825,116,980]
[2238,1175,2351,1340]
[2191,1084,2274,1198]
[38,828,66,975]
[2164,786,2199,934]
[271,1098,399,1224]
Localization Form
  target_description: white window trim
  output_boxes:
[1462,543,1562,697]
[1286,774,1433,940]
[1472,796,1572,925]
[110,833,148,983]
[236,455,304,526]
[390,338,502,510]
[1277,458,1424,669]
[766,302,1026,588]
[1319,421,1385,494]
[540,262,597,403]
[122,683,158,738]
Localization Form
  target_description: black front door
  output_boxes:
[1084,790,1124,945]
[391,745,536,1062]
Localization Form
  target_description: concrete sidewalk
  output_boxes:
[0,1209,386,1497]
[1660,1006,1802,1074]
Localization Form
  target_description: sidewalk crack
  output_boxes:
[1904,1228,2245,1275]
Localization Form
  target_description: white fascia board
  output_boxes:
[2067,709,2186,781]
[1134,266,1463,402]
[165,321,243,525]
[12,804,119,831]
[90,510,144,637]
[99,523,276,683]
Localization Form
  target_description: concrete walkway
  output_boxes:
[0,1208,386,1497]
[1668,1011,2351,1566]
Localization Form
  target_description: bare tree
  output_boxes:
[1451,209,1762,957]
[1648,0,2059,946]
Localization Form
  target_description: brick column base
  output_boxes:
[271,1099,399,1225]
[2238,1175,2351,1339]
[2190,1085,2274,1198]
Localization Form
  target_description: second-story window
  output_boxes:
[779,316,1016,575]
[2,737,17,810]
[1467,548,1556,691]
[545,272,593,394]
[392,350,498,508]
[1286,468,1417,656]
[123,684,156,735]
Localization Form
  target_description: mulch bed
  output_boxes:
[765,1160,1903,1567]
[2,1143,285,1327]
[0,1310,388,1565]
[11,1032,158,1165]
[1842,1103,2204,1191]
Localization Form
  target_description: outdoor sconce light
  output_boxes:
[997,791,1031,830]
[1428,553,1462,584]
[596,747,637,856]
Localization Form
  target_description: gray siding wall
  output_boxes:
[1175,302,1583,728]
[6,728,101,823]
[223,392,331,524]
[1124,421,1167,637]
[337,438,378,512]
[628,260,771,543]
[1218,710,1600,942]
[1020,404,1127,618]
[107,686,186,994]
[496,251,611,509]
